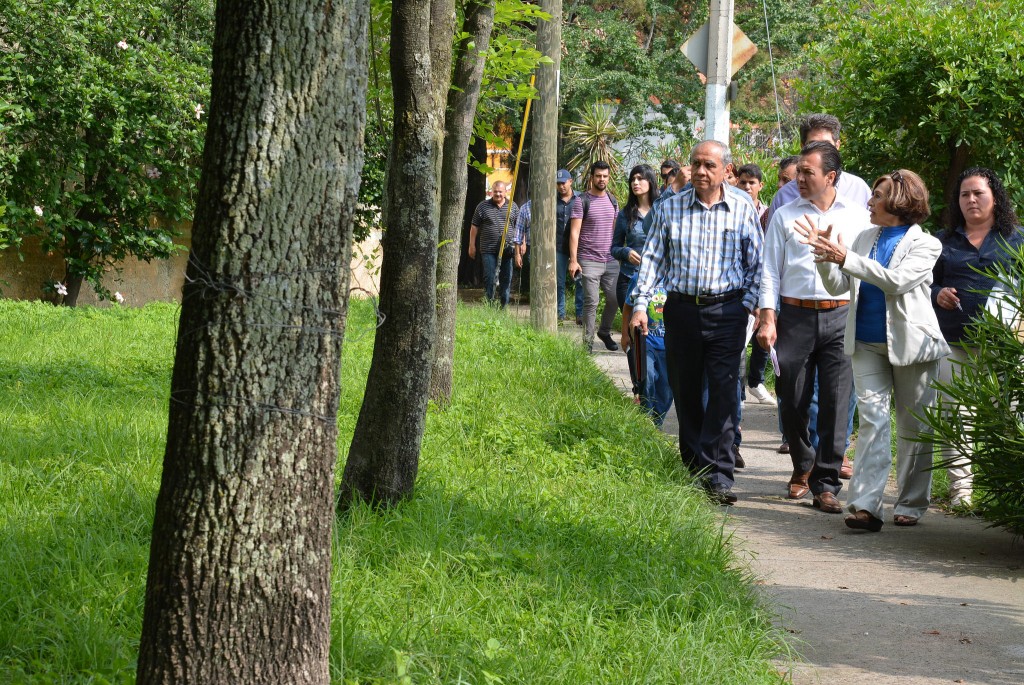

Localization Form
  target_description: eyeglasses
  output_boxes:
[661,171,676,181]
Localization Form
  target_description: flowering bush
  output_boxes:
[0,0,213,304]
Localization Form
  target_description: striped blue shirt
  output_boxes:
[512,200,531,245]
[633,184,763,312]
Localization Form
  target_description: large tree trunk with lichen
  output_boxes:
[135,1,368,683]
[430,0,496,406]
[339,0,455,508]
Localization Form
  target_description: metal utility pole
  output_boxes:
[704,0,734,144]
[530,0,561,333]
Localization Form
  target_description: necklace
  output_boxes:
[869,226,910,266]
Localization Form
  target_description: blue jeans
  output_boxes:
[644,345,674,426]
[481,251,513,306]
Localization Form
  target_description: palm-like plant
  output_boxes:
[564,102,626,183]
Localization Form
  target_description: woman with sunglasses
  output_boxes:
[931,167,1024,508]
[795,169,949,532]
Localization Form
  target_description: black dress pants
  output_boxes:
[775,303,853,495]
[663,294,747,489]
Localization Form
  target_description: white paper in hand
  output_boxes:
[770,345,781,377]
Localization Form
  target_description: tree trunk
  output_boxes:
[136,2,368,683]
[942,141,973,228]
[530,0,562,333]
[61,269,85,307]
[459,136,489,286]
[430,0,497,406]
[339,0,455,508]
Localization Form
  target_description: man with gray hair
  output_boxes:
[631,140,763,505]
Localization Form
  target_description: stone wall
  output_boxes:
[0,225,382,306]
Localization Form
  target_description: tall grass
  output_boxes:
[0,300,787,683]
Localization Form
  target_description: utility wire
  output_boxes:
[760,0,784,147]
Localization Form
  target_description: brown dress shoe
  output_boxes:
[839,456,853,479]
[812,491,843,513]
[787,471,811,499]
[777,441,790,454]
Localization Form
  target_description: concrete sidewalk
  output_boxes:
[580,338,1024,685]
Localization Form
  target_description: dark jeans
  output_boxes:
[481,251,513,306]
[618,270,638,393]
[664,294,747,489]
[775,303,853,496]
[747,339,770,387]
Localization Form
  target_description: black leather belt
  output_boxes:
[667,289,743,306]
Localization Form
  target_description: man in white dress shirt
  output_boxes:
[756,141,870,513]
[764,114,871,227]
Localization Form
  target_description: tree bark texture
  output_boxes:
[530,0,562,333]
[459,136,489,286]
[942,141,973,227]
[136,2,368,683]
[340,0,455,508]
[430,0,496,405]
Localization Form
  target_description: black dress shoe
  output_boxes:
[596,331,619,351]
[704,484,738,506]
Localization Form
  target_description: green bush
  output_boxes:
[920,245,1024,531]
[0,0,213,301]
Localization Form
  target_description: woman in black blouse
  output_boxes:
[931,167,1024,507]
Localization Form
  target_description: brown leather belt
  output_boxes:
[780,296,849,310]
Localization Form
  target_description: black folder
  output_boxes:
[631,325,647,388]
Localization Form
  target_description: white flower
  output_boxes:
[145,165,162,179]
[114,292,125,304]
[55,283,68,296]
[194,103,204,120]
[33,205,43,217]
[117,40,129,50]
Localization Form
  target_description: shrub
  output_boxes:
[921,245,1024,531]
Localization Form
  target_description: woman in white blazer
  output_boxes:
[794,169,949,532]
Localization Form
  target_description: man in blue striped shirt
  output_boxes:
[631,140,763,505]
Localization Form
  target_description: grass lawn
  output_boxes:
[0,299,787,683]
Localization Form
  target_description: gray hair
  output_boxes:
[689,139,732,166]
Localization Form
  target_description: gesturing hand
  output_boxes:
[793,213,846,265]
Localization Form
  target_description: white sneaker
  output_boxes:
[748,383,774,404]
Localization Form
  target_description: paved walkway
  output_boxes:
[578,337,1024,685]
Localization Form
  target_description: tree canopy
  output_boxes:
[799,0,1024,222]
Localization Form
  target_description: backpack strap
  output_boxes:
[580,192,617,222]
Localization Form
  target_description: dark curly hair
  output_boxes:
[946,167,1020,238]
[624,164,660,226]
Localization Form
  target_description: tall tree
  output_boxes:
[430,0,497,405]
[135,0,369,682]
[340,0,456,507]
